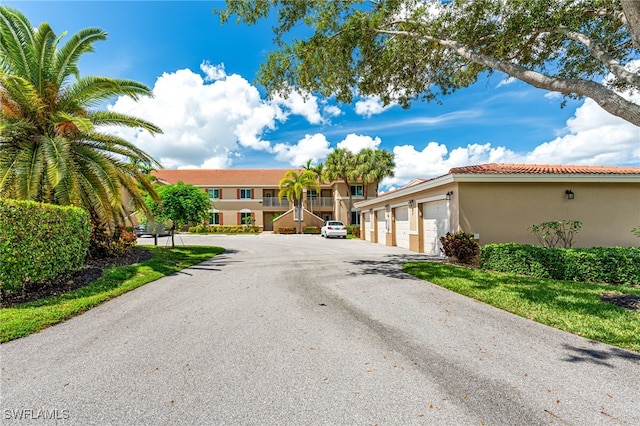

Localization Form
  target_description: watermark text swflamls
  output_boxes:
[4,408,70,421]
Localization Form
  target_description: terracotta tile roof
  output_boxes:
[448,163,640,175]
[152,168,305,186]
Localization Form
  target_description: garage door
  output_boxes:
[394,207,410,249]
[376,210,386,245]
[422,201,449,256]
[364,212,372,241]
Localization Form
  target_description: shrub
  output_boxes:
[89,223,137,258]
[277,226,297,234]
[347,225,360,237]
[439,231,480,264]
[480,243,563,279]
[303,226,320,234]
[0,199,91,296]
[529,220,582,248]
[480,243,640,285]
[187,225,260,234]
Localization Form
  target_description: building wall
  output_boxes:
[458,182,640,247]
[201,180,372,228]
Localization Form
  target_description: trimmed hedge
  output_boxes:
[480,243,640,285]
[277,226,297,234]
[0,199,91,296]
[188,225,260,234]
[303,226,320,234]
[347,225,360,237]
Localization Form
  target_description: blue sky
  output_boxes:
[4,1,640,190]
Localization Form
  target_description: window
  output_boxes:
[239,188,252,199]
[350,185,363,196]
[351,211,360,225]
[208,188,220,200]
[240,212,253,225]
[209,212,220,225]
[308,189,318,200]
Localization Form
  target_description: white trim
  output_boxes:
[416,194,448,204]
[390,201,410,209]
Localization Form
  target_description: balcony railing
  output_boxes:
[261,197,334,208]
[261,197,289,207]
[308,197,333,207]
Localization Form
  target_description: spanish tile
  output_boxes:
[152,168,305,186]
[448,163,640,175]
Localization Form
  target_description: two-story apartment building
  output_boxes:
[151,169,376,230]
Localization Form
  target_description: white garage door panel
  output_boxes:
[422,201,449,256]
[395,207,410,249]
[376,211,386,245]
[364,212,372,241]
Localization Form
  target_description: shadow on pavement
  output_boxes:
[346,254,443,279]
[561,343,640,368]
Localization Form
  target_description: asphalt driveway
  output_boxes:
[1,234,639,425]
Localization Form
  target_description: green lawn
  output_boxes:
[0,246,224,343]
[403,261,640,353]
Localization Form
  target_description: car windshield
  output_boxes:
[327,221,344,226]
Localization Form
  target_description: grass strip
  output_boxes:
[403,261,640,353]
[0,245,224,343]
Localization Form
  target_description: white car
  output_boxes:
[321,221,347,239]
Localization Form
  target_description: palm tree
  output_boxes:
[278,169,319,234]
[0,6,162,227]
[302,159,324,215]
[324,148,358,225]
[357,148,395,198]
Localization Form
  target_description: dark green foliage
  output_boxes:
[216,1,640,126]
[347,225,360,237]
[0,199,91,296]
[188,225,260,234]
[147,182,211,230]
[89,223,137,258]
[480,244,640,285]
[303,226,320,234]
[439,231,480,264]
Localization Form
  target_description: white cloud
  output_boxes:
[271,90,324,125]
[383,141,517,188]
[106,66,288,168]
[525,94,640,165]
[273,133,332,166]
[336,133,382,153]
[354,95,395,117]
[200,61,226,82]
[323,104,342,118]
[544,91,562,100]
[496,76,516,87]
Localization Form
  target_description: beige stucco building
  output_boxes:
[151,168,375,230]
[355,163,640,254]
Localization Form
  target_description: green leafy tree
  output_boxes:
[278,169,319,234]
[356,148,395,198]
[147,182,211,248]
[0,6,162,227]
[324,148,358,225]
[216,0,640,126]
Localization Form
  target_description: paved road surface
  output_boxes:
[2,234,639,425]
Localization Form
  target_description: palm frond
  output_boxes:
[54,27,107,85]
[89,110,163,135]
[0,7,36,78]
[59,76,155,110]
